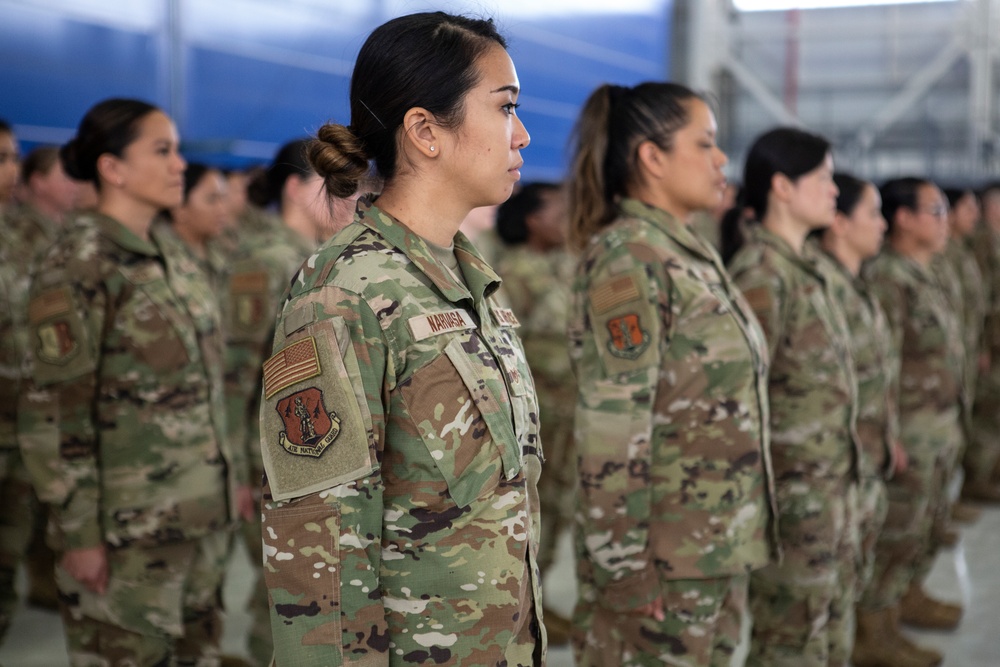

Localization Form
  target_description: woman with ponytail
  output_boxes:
[258,12,543,665]
[727,128,861,666]
[566,82,776,666]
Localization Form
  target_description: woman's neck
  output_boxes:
[761,210,811,255]
[821,235,861,276]
[173,223,207,259]
[281,206,317,244]
[375,178,466,247]
[97,194,157,242]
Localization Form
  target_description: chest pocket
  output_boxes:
[117,263,199,373]
[399,332,523,509]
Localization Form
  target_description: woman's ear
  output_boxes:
[635,140,666,181]
[96,153,124,189]
[401,107,441,159]
[771,172,794,203]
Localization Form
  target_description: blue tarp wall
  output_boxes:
[1,0,672,181]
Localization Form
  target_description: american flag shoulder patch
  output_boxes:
[590,274,641,315]
[263,336,322,399]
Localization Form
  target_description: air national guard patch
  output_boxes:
[275,387,341,457]
[606,313,650,359]
[29,288,78,364]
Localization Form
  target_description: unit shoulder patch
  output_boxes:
[605,313,650,359]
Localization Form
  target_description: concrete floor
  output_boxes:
[1,507,997,666]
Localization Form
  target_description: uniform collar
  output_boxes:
[618,197,721,265]
[88,212,161,258]
[356,197,501,305]
[752,225,826,283]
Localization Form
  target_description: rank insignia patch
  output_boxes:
[36,320,77,363]
[606,313,650,359]
[276,387,342,457]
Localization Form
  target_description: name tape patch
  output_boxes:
[408,309,476,341]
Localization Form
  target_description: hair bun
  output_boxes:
[309,124,371,199]
[59,137,94,182]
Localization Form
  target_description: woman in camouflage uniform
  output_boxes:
[21,99,249,665]
[725,128,861,667]
[259,13,544,666]
[566,82,777,667]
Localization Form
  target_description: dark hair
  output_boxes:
[880,177,931,235]
[260,139,314,207]
[182,162,219,203]
[833,172,869,217]
[21,146,60,184]
[496,182,561,245]
[60,98,160,188]
[308,12,507,199]
[943,186,975,209]
[720,126,831,258]
[742,127,831,221]
[0,119,11,136]
[567,82,703,249]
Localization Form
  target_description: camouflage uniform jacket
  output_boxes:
[0,204,60,452]
[728,227,861,486]
[813,245,898,479]
[972,225,1000,386]
[567,198,777,613]
[939,237,986,404]
[865,249,964,425]
[495,246,575,391]
[21,212,236,551]
[219,210,308,481]
[260,200,544,666]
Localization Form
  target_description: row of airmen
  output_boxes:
[0,112,363,665]
[3,50,1000,667]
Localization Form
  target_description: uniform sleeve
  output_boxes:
[260,286,386,665]
[24,275,104,550]
[572,257,666,611]
[731,262,788,362]
[869,275,906,459]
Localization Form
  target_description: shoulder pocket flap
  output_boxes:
[261,318,374,501]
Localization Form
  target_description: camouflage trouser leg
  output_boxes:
[535,389,575,577]
[861,414,958,608]
[967,390,1000,486]
[572,574,749,667]
[854,476,888,608]
[747,479,858,667]
[0,446,39,643]
[914,448,957,584]
[240,469,271,667]
[59,533,228,667]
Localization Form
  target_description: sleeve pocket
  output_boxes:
[263,495,343,663]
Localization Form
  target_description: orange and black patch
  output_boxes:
[275,387,341,457]
[606,313,650,360]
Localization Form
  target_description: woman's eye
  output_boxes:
[502,103,521,116]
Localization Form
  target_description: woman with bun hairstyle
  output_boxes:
[725,128,861,666]
[20,98,250,665]
[259,12,542,665]
[566,82,776,666]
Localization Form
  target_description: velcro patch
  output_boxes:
[590,275,641,314]
[263,337,321,399]
[274,387,342,457]
[491,307,520,328]
[605,313,650,359]
[408,309,476,341]
[28,289,72,324]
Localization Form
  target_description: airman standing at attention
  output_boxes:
[725,127,861,667]
[259,12,544,665]
[19,98,249,665]
[567,82,776,667]
[494,182,577,645]
[865,177,965,651]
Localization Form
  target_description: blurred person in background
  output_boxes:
[0,121,19,216]
[494,181,576,645]
[19,98,251,665]
[725,127,861,667]
[567,81,776,667]
[865,177,964,657]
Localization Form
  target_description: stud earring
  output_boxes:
[429,146,436,152]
